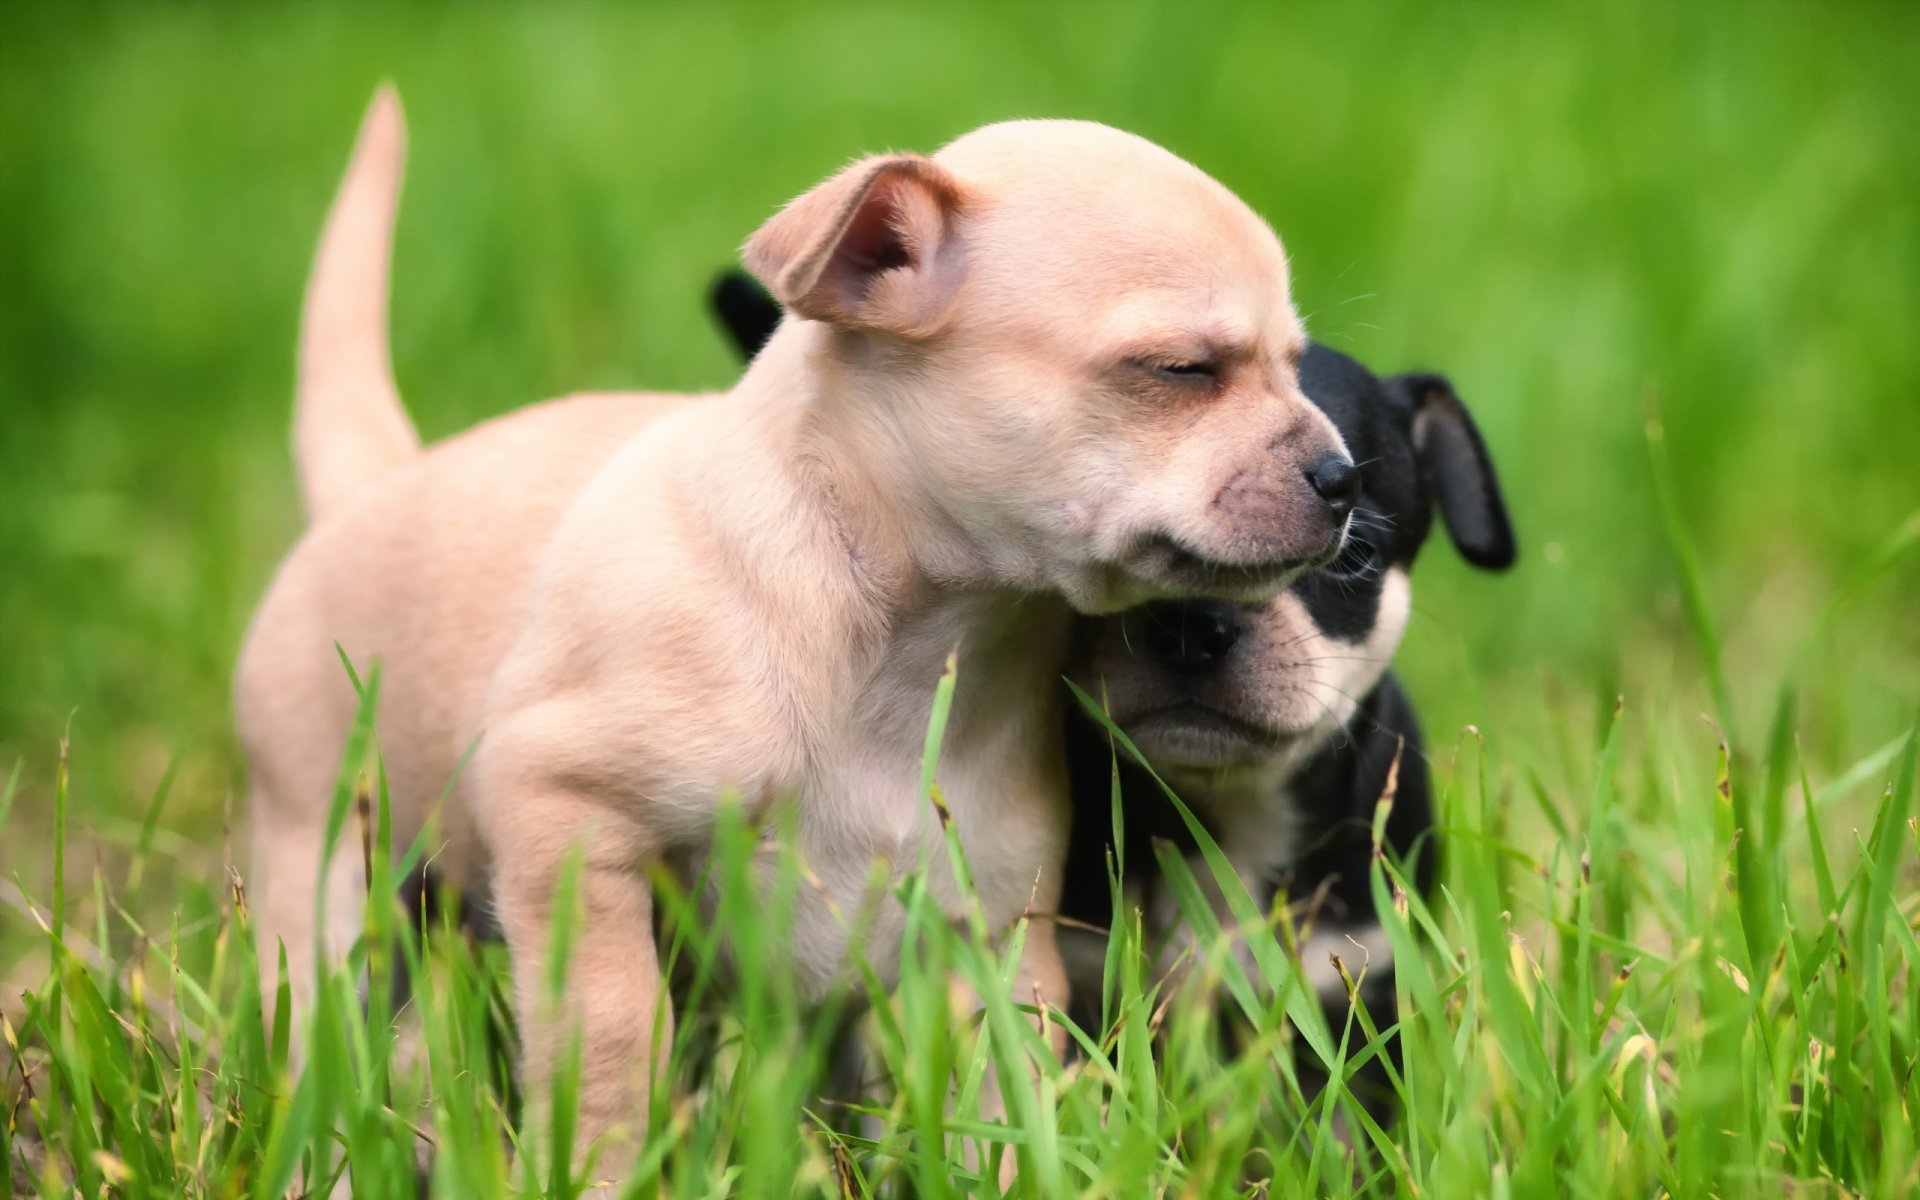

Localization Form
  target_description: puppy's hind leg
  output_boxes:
[249,780,369,1061]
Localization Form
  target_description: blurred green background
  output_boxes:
[1,2,1916,873]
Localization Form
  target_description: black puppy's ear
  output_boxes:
[1395,372,1517,570]
[709,270,784,361]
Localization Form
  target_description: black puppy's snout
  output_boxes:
[1306,455,1362,522]
[1137,600,1242,675]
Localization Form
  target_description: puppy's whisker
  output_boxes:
[1269,629,1325,652]
[1296,677,1375,714]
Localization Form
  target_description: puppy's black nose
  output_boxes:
[1307,455,1362,522]
[1137,600,1242,675]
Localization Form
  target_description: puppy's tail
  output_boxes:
[294,85,420,526]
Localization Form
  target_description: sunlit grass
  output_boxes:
[4,633,1915,1195]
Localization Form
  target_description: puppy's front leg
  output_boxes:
[974,889,1070,1188]
[1143,839,1277,1000]
[485,783,666,1187]
[1014,913,1070,1064]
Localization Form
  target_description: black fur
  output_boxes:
[709,272,783,359]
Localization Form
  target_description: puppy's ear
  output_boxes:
[1396,373,1517,570]
[709,270,783,360]
[743,154,967,338]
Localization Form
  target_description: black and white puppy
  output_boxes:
[707,273,1515,1086]
[1055,345,1513,1077]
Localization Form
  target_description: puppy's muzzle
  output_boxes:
[1136,455,1355,593]
[1134,524,1346,598]
[1128,449,1359,599]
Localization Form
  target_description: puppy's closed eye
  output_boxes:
[1129,356,1222,391]
[1154,359,1220,384]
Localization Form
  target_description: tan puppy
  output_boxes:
[235,89,1354,1179]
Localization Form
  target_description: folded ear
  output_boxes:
[709,270,783,360]
[1395,372,1517,570]
[743,154,967,338]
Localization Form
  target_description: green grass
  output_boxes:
[5,652,1917,1197]
[3,2,1919,1196]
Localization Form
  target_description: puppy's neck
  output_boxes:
[735,325,1002,593]
[699,328,1072,748]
